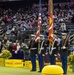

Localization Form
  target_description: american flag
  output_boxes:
[35,0,42,42]
[48,0,54,45]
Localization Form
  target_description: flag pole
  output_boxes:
[35,0,42,54]
[48,0,54,54]
[48,0,50,54]
[38,0,42,54]
[48,0,54,45]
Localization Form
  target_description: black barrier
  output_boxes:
[11,51,24,60]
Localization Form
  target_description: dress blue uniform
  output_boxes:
[59,33,69,74]
[48,40,58,65]
[37,35,45,72]
[43,39,50,63]
[29,35,38,71]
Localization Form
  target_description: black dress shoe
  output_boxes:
[30,70,36,72]
[38,70,41,72]
[63,73,67,75]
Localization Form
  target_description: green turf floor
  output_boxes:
[0,66,74,75]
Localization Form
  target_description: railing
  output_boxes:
[69,34,74,45]
[33,2,74,7]
[69,34,74,41]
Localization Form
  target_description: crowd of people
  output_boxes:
[0,1,74,74]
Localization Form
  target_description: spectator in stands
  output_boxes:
[5,15,9,24]
[2,42,9,50]
[61,23,67,32]
[54,34,61,45]
[16,43,21,53]
[6,28,11,35]
[1,21,5,25]
[12,43,17,52]
[20,43,29,60]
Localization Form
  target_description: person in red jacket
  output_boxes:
[12,43,17,52]
[5,15,8,23]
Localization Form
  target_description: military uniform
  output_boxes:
[59,33,69,74]
[44,39,50,54]
[43,39,50,63]
[29,35,38,71]
[37,35,45,72]
[48,39,58,65]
